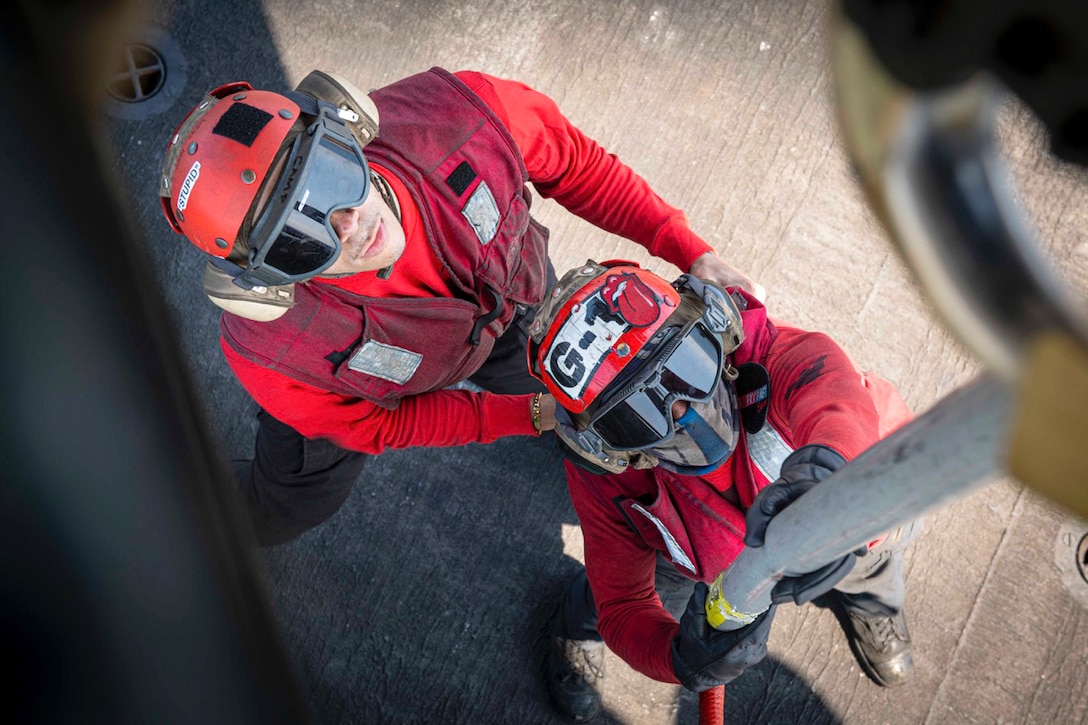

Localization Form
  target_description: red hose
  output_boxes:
[698,685,725,725]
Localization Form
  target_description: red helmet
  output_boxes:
[529,260,746,474]
[529,261,682,412]
[159,82,300,263]
[160,72,381,292]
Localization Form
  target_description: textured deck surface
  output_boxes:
[105,1,1088,722]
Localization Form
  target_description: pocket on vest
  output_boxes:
[480,196,549,308]
[618,482,701,578]
[333,298,494,405]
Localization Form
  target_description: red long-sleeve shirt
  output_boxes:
[221,70,715,453]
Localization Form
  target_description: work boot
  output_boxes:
[545,635,605,721]
[844,608,914,687]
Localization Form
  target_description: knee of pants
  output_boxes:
[865,517,923,560]
[239,411,369,543]
[240,451,368,546]
[836,517,922,597]
[559,569,602,641]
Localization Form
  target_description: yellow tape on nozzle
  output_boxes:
[705,571,759,630]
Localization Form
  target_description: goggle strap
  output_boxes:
[205,256,258,289]
[282,90,323,118]
[555,408,630,475]
[235,262,288,291]
[283,91,359,143]
[370,169,401,223]
[369,171,400,282]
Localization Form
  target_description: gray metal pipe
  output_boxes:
[707,374,1011,630]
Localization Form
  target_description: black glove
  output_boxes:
[744,444,859,605]
[671,582,776,692]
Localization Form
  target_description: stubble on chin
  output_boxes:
[343,212,380,265]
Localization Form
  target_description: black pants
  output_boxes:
[234,278,554,546]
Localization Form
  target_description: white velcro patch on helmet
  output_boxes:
[348,340,423,384]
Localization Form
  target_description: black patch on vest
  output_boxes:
[213,103,273,147]
[325,336,363,368]
[446,161,477,196]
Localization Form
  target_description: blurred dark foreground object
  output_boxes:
[0,2,305,722]
[844,0,1088,165]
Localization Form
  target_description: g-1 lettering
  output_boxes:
[549,341,586,389]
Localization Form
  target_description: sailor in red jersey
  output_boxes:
[159,68,759,544]
[527,261,918,721]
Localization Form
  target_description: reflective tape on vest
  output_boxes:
[348,340,424,384]
[462,180,500,245]
[630,502,697,573]
[746,424,794,483]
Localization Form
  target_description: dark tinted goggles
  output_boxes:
[244,116,370,286]
[588,320,725,450]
